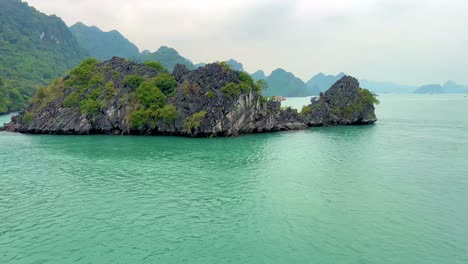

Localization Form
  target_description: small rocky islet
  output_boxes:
[3,57,378,137]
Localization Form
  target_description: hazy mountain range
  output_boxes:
[70,22,140,60]
[46,18,468,96]
[66,21,468,97]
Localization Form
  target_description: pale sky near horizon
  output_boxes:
[25,0,468,85]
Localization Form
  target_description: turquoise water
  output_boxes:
[1,95,467,263]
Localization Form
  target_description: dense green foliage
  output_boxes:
[64,58,99,88]
[0,0,87,112]
[70,22,140,61]
[156,104,178,122]
[33,59,107,116]
[79,99,101,115]
[63,92,80,108]
[221,83,242,97]
[123,75,144,90]
[220,72,267,98]
[136,81,167,109]
[358,88,380,105]
[130,75,178,129]
[153,74,177,95]
[144,61,169,74]
[0,77,29,114]
[184,111,207,131]
[135,46,196,72]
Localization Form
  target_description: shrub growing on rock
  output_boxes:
[136,81,166,109]
[156,104,178,122]
[153,74,177,96]
[63,92,80,108]
[80,99,101,115]
[184,111,207,130]
[21,112,34,124]
[144,61,169,74]
[124,75,144,90]
[221,83,241,97]
[65,58,99,88]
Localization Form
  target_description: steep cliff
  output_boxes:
[4,58,377,136]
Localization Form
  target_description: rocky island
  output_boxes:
[3,57,378,137]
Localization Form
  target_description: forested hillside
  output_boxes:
[0,0,87,113]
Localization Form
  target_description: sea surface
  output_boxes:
[1,94,467,263]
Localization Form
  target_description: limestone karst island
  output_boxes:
[4,58,378,136]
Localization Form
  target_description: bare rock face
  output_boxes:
[4,58,377,137]
[302,76,377,126]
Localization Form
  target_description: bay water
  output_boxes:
[1,95,467,263]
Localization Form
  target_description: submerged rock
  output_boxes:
[4,57,377,137]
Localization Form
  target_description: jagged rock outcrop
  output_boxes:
[302,76,377,126]
[3,57,377,137]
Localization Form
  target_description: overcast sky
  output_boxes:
[26,0,468,85]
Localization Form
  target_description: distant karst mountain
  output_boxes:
[70,22,140,61]
[441,81,468,94]
[414,81,468,94]
[414,84,444,94]
[306,72,346,95]
[359,80,417,94]
[265,69,308,97]
[0,0,87,113]
[306,72,419,94]
[135,46,196,72]
[226,59,244,72]
[251,70,266,81]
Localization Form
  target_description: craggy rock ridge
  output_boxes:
[3,57,377,137]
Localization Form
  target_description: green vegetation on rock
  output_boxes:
[64,58,99,89]
[206,91,216,99]
[129,74,178,129]
[358,88,380,105]
[136,81,166,109]
[63,92,80,108]
[184,111,207,131]
[79,99,101,115]
[124,75,144,90]
[144,61,169,74]
[21,112,34,124]
[153,74,177,96]
[221,83,241,97]
[156,104,178,122]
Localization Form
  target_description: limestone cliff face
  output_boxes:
[4,58,377,137]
